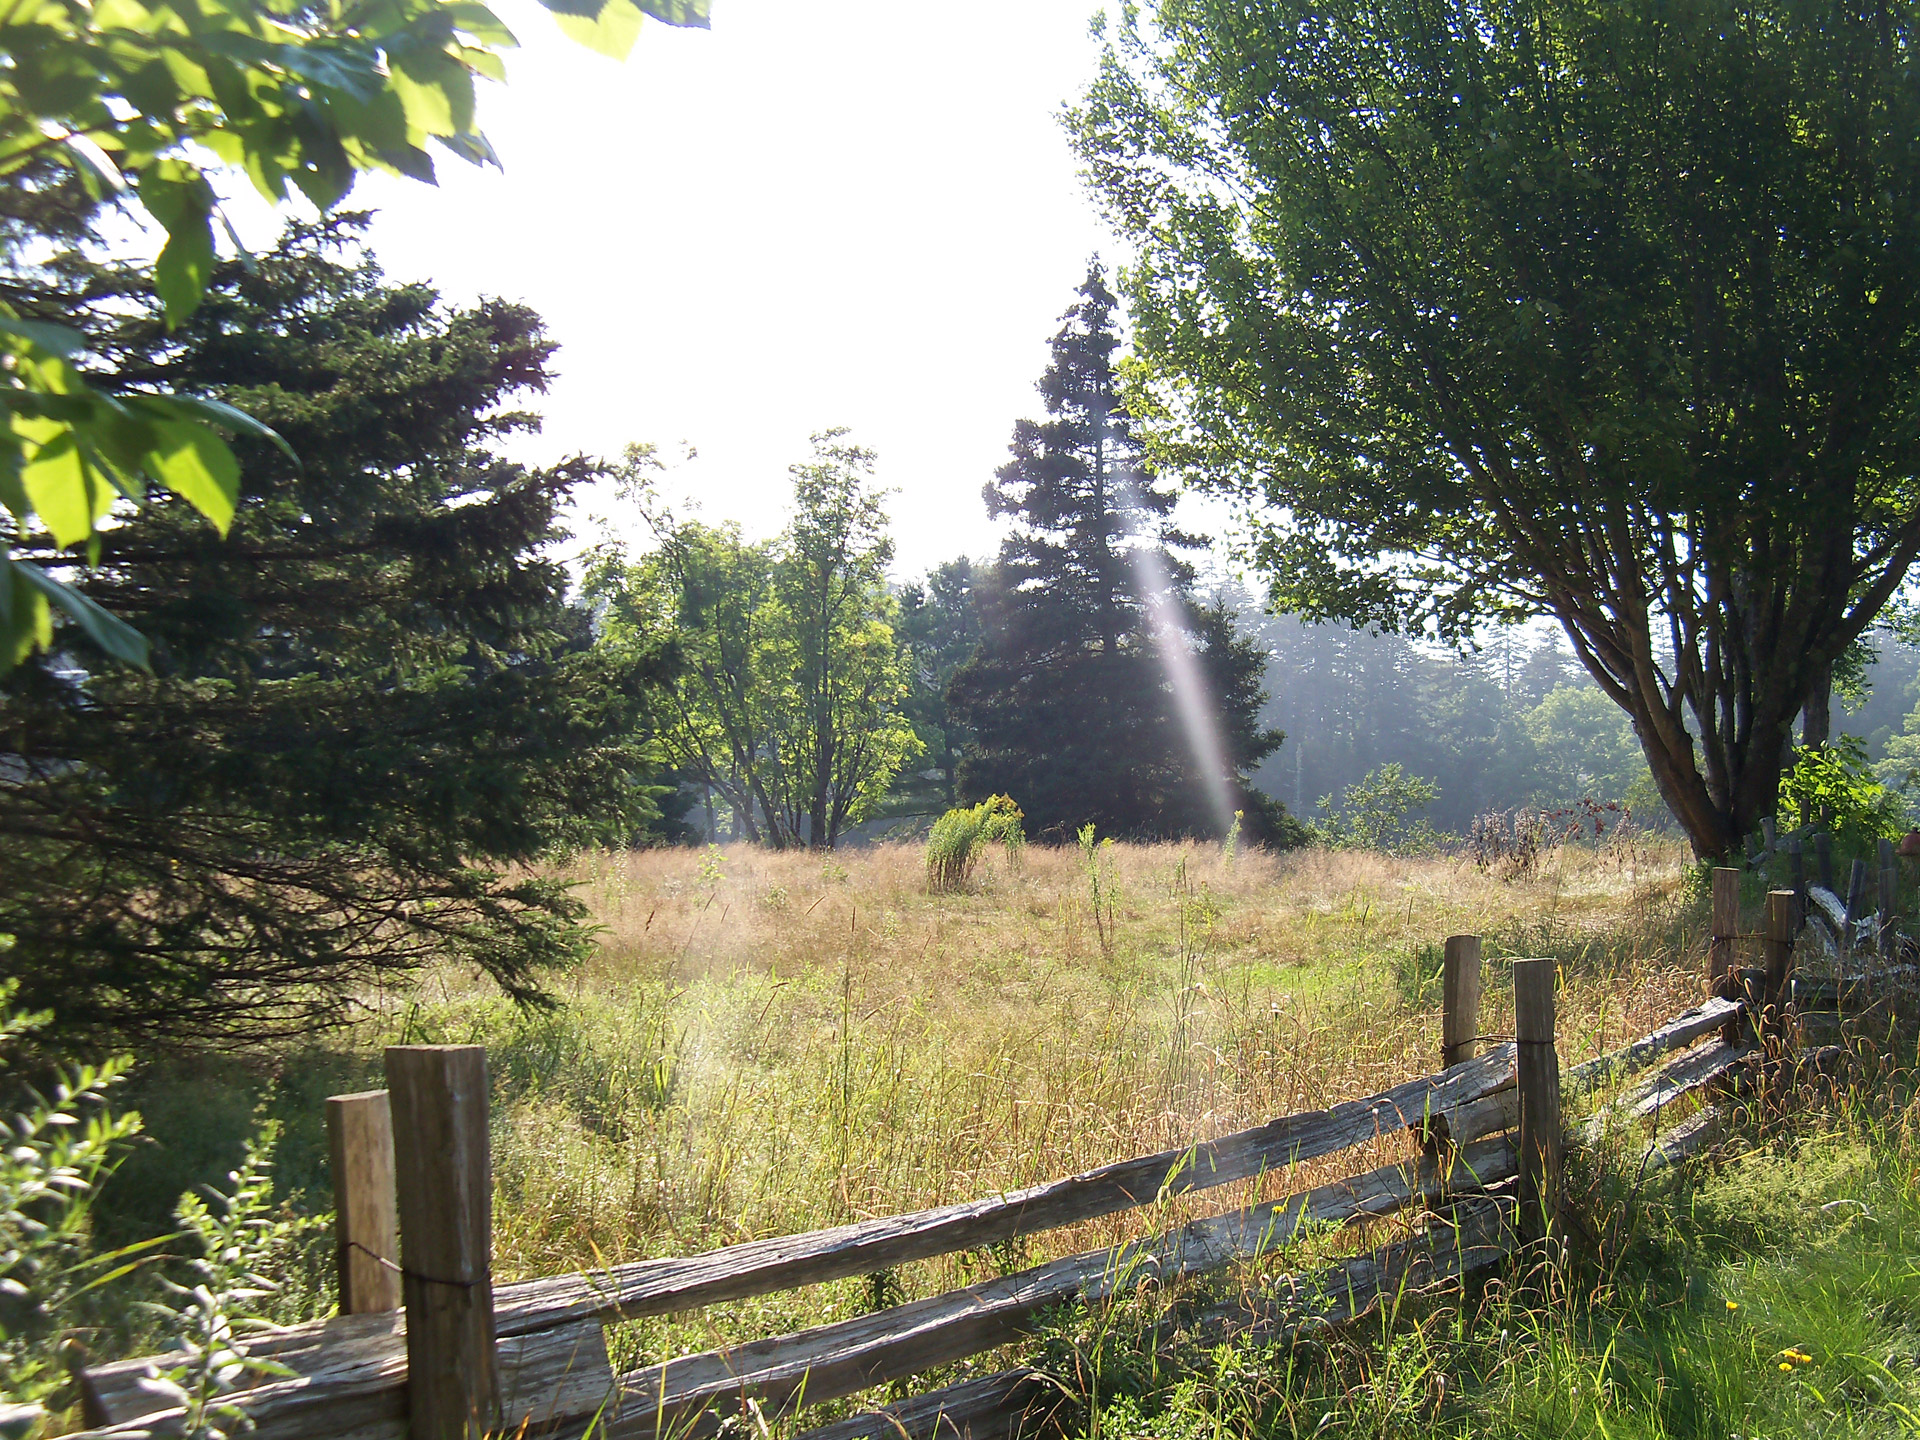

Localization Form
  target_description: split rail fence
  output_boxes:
[62,871,1897,1440]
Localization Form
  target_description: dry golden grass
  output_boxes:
[366,832,1706,1365]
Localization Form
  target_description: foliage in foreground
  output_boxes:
[0,981,326,1428]
[0,0,709,674]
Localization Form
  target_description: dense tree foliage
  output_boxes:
[591,434,920,849]
[0,217,674,1047]
[948,268,1285,840]
[886,558,982,817]
[1077,0,1920,858]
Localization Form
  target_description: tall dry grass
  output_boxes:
[361,834,1704,1368]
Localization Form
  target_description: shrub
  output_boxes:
[0,982,146,1406]
[1314,764,1443,853]
[925,796,1026,894]
[0,968,328,1429]
[136,1125,330,1438]
[1779,736,1904,851]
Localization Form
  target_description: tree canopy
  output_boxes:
[1076,0,1920,857]
[0,216,674,1047]
[948,267,1285,840]
[590,434,921,849]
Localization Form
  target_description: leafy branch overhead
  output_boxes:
[0,0,708,672]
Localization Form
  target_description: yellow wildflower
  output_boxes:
[1726,1300,1740,1312]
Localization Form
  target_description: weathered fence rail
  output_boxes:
[66,868,1899,1440]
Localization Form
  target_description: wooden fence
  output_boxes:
[63,873,1892,1440]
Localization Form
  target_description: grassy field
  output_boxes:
[101,840,1691,1364]
[91,831,1920,1438]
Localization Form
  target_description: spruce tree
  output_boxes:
[0,215,675,1048]
[948,267,1288,840]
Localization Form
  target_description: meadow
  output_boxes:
[103,841,1683,1358]
[92,832,1920,1438]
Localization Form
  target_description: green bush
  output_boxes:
[1314,764,1444,853]
[1779,736,1905,851]
[0,972,328,1428]
[0,984,147,1406]
[925,795,1026,893]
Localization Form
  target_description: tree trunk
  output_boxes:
[1802,663,1832,750]
[809,723,832,849]
[1559,612,1802,863]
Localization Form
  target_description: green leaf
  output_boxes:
[548,0,646,59]
[0,443,29,521]
[637,0,708,24]
[434,130,500,168]
[142,421,239,534]
[140,167,219,326]
[154,216,216,327]
[378,143,439,184]
[444,0,520,44]
[18,427,96,548]
[390,61,459,136]
[15,559,152,669]
[1,561,55,671]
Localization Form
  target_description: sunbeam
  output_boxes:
[1115,472,1238,836]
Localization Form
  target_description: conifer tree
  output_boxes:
[0,215,675,1047]
[948,267,1288,840]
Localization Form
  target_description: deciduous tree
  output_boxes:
[592,434,921,848]
[1077,0,1920,857]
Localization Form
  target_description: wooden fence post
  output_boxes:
[1845,859,1869,959]
[1708,867,1740,996]
[1441,935,1482,1069]
[386,1046,498,1440]
[1880,837,1898,962]
[1788,836,1807,932]
[1816,831,1835,893]
[1759,815,1776,860]
[326,1090,401,1315]
[1513,959,1562,1244]
[1763,890,1796,1042]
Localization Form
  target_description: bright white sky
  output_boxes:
[290,0,1140,578]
